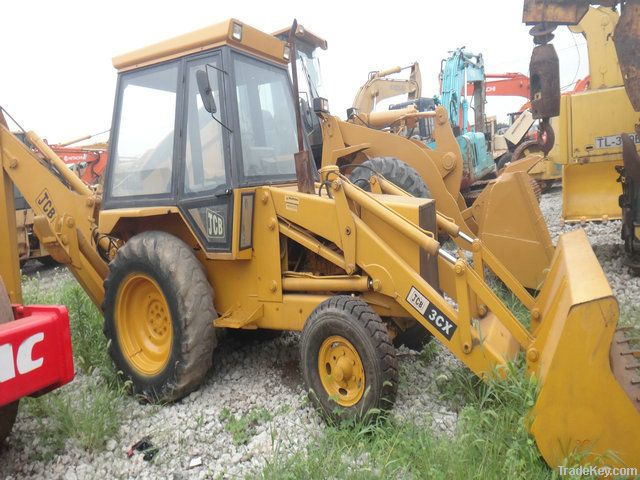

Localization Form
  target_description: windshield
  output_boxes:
[234,54,298,181]
[298,47,326,101]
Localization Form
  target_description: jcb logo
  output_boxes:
[36,189,56,220]
[206,209,225,239]
[0,332,45,383]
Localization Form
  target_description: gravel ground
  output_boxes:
[2,185,632,479]
[540,186,640,310]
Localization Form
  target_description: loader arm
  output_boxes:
[265,166,639,468]
[0,110,108,306]
[320,107,555,290]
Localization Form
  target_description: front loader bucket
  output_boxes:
[563,161,623,222]
[528,229,640,469]
[472,170,554,290]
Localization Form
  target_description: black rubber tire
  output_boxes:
[0,278,18,446]
[103,231,217,403]
[300,296,398,422]
[393,321,432,352]
[349,157,431,198]
[496,152,513,171]
[38,256,58,268]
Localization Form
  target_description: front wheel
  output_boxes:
[300,296,398,422]
[103,231,217,402]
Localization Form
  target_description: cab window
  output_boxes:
[233,55,297,182]
[184,57,227,194]
[110,62,179,198]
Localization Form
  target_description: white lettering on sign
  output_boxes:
[205,209,225,239]
[406,286,457,340]
[595,133,640,149]
[0,332,45,382]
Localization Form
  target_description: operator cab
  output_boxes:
[103,20,300,254]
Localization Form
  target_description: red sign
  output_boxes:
[0,305,74,405]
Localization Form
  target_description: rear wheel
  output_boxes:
[0,279,18,446]
[103,231,217,402]
[300,296,398,421]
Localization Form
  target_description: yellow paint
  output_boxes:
[562,161,622,222]
[528,230,639,469]
[115,273,173,376]
[526,7,640,222]
[318,335,365,407]
[112,19,288,72]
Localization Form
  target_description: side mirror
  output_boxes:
[196,69,217,114]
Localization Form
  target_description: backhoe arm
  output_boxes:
[352,63,421,116]
[0,110,108,306]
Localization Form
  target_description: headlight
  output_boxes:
[232,22,243,41]
[313,97,330,114]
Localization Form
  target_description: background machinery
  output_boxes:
[279,27,554,288]
[523,2,640,223]
[6,123,109,267]
[0,18,638,470]
[0,113,74,444]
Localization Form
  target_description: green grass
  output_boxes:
[20,275,126,456]
[486,274,530,326]
[219,407,273,445]
[23,376,126,458]
[256,283,640,479]
[257,362,554,480]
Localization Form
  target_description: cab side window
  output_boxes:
[234,55,298,181]
[184,58,227,194]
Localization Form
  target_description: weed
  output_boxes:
[23,375,127,459]
[24,277,120,386]
[20,275,126,456]
[419,340,439,365]
[219,407,273,445]
[256,363,552,480]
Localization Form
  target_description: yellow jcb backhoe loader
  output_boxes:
[0,19,638,470]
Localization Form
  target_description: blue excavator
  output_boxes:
[437,48,496,191]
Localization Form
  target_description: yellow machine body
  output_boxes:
[526,7,640,222]
[1,17,638,470]
[556,87,639,221]
[528,229,639,467]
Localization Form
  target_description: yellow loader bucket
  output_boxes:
[562,161,623,222]
[472,170,555,290]
[528,229,640,468]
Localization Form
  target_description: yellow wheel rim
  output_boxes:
[115,273,173,376]
[318,335,365,407]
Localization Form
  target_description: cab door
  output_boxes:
[177,51,234,253]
